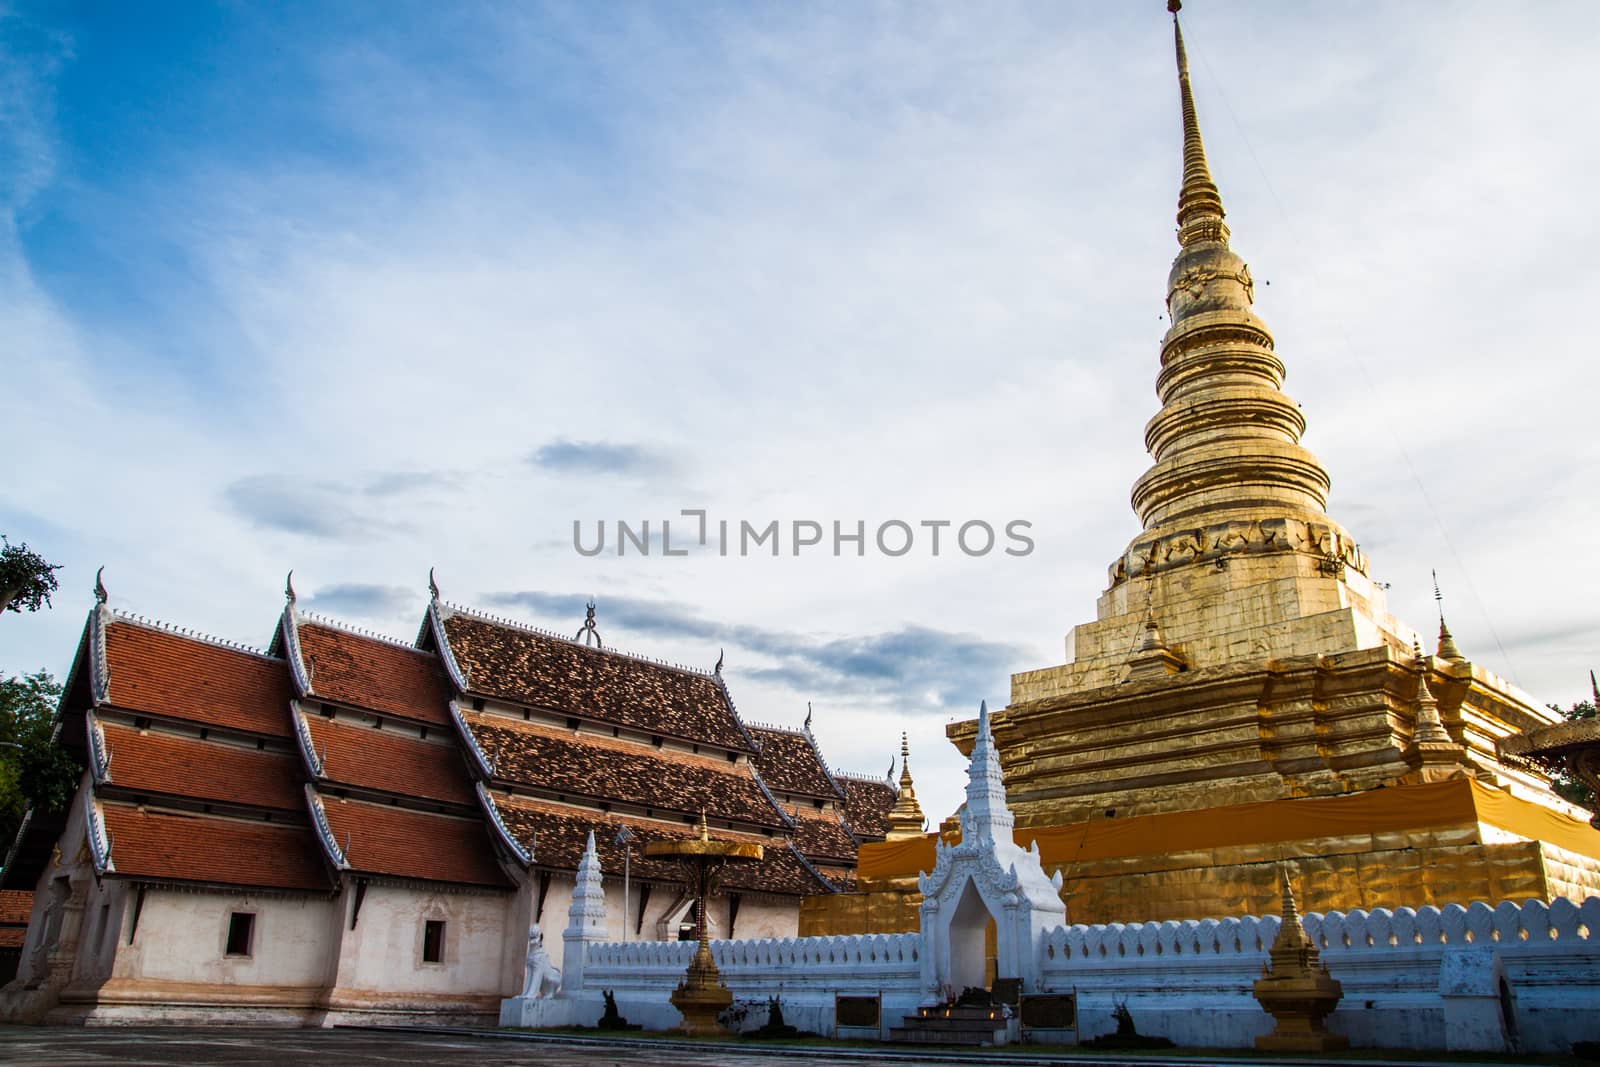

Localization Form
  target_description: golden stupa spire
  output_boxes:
[885,733,928,840]
[1110,1,1353,592]
[1170,1,1228,248]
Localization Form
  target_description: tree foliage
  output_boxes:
[0,537,62,615]
[1,670,78,851]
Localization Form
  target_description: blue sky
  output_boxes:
[4,2,1598,823]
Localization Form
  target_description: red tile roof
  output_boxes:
[0,890,32,925]
[441,612,750,750]
[491,794,830,897]
[301,714,474,807]
[100,803,330,892]
[465,713,785,828]
[297,621,452,725]
[317,796,511,888]
[841,776,895,841]
[750,727,842,800]
[100,723,304,811]
[104,621,293,738]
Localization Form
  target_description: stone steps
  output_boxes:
[889,1004,1009,1046]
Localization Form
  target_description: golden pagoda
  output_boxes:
[885,734,928,841]
[808,4,1600,933]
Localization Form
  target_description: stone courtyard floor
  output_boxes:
[0,1027,1581,1067]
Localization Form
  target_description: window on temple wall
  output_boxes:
[422,919,446,964]
[225,912,255,957]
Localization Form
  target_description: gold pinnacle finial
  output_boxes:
[1278,862,1299,927]
[698,809,710,842]
[1432,571,1466,662]
[1170,0,1227,247]
[1411,640,1452,745]
[886,735,927,840]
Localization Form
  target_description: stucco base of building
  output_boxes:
[27,977,504,1028]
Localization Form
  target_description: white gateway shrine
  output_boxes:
[915,702,1065,998]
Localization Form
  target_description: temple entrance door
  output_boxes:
[947,877,995,994]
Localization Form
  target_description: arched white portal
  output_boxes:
[947,877,994,994]
[917,703,1065,998]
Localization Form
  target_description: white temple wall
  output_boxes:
[726,896,796,942]
[1039,899,1600,1054]
[522,899,1600,1051]
[115,889,336,990]
[70,878,129,984]
[525,876,800,972]
[328,882,513,999]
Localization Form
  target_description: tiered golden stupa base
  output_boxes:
[1252,970,1348,1053]
[669,942,734,1036]
[801,779,1600,935]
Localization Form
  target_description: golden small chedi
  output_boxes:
[802,4,1600,937]
[645,812,763,1035]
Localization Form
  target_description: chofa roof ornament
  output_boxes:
[93,565,108,605]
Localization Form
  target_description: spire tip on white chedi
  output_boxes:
[962,700,1016,846]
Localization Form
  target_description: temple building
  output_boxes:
[0,578,895,1025]
[826,4,1600,931]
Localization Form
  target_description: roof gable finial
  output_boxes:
[428,567,439,602]
[93,566,108,605]
[804,701,813,731]
[714,647,724,676]
[576,599,603,648]
[285,570,297,605]
[1169,1,1229,248]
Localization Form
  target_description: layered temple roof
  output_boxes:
[749,724,846,802]
[104,620,294,738]
[298,711,476,807]
[839,775,897,841]
[4,584,887,906]
[97,805,329,893]
[98,722,304,812]
[462,712,787,828]
[290,618,454,726]
[434,607,754,751]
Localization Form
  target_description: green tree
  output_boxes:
[1,670,78,852]
[0,537,61,616]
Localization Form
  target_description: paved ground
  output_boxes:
[0,1027,1567,1067]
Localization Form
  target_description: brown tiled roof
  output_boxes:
[789,808,858,865]
[841,776,895,841]
[441,612,750,750]
[100,803,329,892]
[100,723,303,812]
[302,714,474,807]
[750,727,841,800]
[104,621,293,738]
[465,713,784,828]
[0,890,31,925]
[297,621,451,725]
[318,796,511,888]
[0,929,23,948]
[492,794,829,897]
